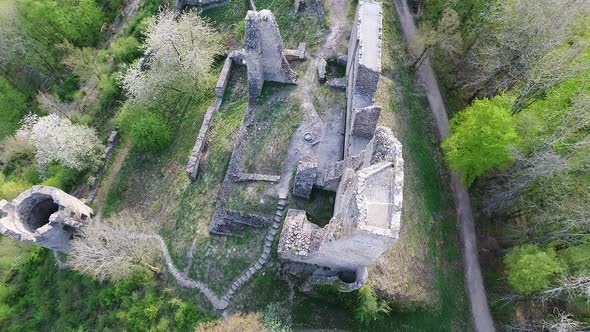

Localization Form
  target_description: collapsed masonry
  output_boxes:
[279,1,400,291]
[0,186,93,252]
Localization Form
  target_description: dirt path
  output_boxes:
[277,0,349,195]
[94,140,132,221]
[394,1,495,331]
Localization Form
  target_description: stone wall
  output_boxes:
[88,131,120,203]
[186,106,217,180]
[244,10,297,97]
[0,186,94,252]
[344,1,383,157]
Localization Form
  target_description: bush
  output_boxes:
[50,74,80,102]
[41,164,85,192]
[354,285,391,323]
[505,244,564,295]
[117,107,171,151]
[110,36,141,63]
[0,174,31,200]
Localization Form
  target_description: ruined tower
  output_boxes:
[279,127,403,286]
[244,10,297,97]
[0,186,93,252]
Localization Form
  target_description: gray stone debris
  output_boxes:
[283,42,306,61]
[0,186,94,252]
[327,77,347,91]
[293,162,318,199]
[244,10,297,97]
[317,58,327,83]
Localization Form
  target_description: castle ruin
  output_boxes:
[0,186,94,252]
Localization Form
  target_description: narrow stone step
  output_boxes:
[270,228,278,236]
[249,267,256,274]
[266,233,274,242]
[231,284,238,291]
[272,222,280,229]
[275,212,283,218]
[262,251,270,260]
[255,262,262,269]
[265,240,273,248]
[258,257,266,265]
[264,246,271,254]
[228,289,235,296]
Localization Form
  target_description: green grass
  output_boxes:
[204,0,326,49]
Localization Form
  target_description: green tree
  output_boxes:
[442,96,518,186]
[354,285,391,323]
[504,244,564,295]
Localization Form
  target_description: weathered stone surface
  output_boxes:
[293,161,318,199]
[215,56,233,98]
[327,77,347,91]
[317,58,327,83]
[235,173,281,183]
[186,106,217,180]
[224,210,269,228]
[0,186,93,252]
[283,42,306,61]
[278,127,404,271]
[244,10,297,97]
[351,105,381,139]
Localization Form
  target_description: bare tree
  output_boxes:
[458,0,590,107]
[68,211,161,282]
[410,8,463,69]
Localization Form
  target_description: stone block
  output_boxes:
[351,105,381,139]
[293,161,318,199]
[317,58,327,83]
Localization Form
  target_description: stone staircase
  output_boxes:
[219,194,288,308]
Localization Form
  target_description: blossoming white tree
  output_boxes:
[18,113,103,172]
[121,10,222,102]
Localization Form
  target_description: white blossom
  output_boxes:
[18,113,103,172]
[121,10,222,102]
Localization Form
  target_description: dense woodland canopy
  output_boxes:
[0,0,588,329]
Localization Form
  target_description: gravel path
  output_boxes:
[394,1,495,331]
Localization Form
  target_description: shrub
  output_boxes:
[442,96,518,186]
[41,164,84,192]
[505,244,564,295]
[0,174,31,200]
[117,108,171,151]
[50,74,80,102]
[0,135,36,173]
[354,285,391,323]
[262,302,292,332]
[110,36,141,63]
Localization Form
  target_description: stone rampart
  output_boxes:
[88,131,120,203]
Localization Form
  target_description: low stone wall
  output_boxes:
[186,106,217,180]
[187,51,245,181]
[215,57,233,98]
[88,131,120,203]
[235,173,281,183]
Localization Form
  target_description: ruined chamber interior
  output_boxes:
[18,193,60,232]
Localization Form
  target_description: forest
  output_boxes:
[0,0,588,330]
